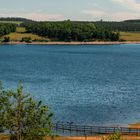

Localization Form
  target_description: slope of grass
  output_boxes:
[0,27,49,42]
[16,27,26,33]
[4,33,47,41]
[120,32,140,41]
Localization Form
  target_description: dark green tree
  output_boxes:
[24,21,120,41]
[21,37,32,43]
[2,36,10,42]
[0,23,16,36]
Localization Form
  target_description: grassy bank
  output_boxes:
[4,33,46,42]
[0,27,48,42]
[120,32,140,41]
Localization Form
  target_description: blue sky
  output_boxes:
[0,0,140,21]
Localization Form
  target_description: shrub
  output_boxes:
[0,83,54,140]
[119,39,126,42]
[2,36,10,42]
[102,132,125,140]
[21,37,32,43]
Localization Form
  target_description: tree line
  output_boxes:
[93,21,140,32]
[0,23,16,36]
[24,21,120,41]
[0,17,34,23]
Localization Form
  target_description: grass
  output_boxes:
[4,33,47,41]
[16,27,26,33]
[0,134,10,140]
[0,27,49,42]
[120,32,140,41]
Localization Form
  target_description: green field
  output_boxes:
[4,33,47,41]
[16,27,26,33]
[120,32,140,41]
[0,27,49,42]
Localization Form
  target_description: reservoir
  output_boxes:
[0,44,140,126]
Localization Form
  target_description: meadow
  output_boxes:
[1,27,48,42]
[120,32,140,41]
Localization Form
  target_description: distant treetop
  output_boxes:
[0,17,33,22]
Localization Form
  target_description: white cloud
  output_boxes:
[82,9,140,21]
[82,10,106,17]
[0,10,64,21]
[107,11,140,20]
[111,0,140,12]
[24,13,64,21]
[82,0,140,21]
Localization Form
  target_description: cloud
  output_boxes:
[0,10,64,21]
[24,13,64,21]
[82,9,140,21]
[108,11,140,20]
[82,0,140,21]
[111,0,140,12]
[82,10,106,17]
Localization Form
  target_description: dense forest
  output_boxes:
[93,21,140,32]
[0,23,16,36]
[24,21,120,41]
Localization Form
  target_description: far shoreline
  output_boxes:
[0,41,140,45]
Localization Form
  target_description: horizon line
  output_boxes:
[0,16,140,22]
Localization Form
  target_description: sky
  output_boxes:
[0,0,140,21]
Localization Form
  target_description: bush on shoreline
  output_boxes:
[21,37,32,43]
[2,36,11,42]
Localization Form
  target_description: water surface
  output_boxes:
[0,44,140,126]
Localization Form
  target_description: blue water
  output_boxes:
[0,44,140,126]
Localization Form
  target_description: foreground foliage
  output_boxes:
[0,83,54,140]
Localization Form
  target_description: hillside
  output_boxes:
[0,27,49,42]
